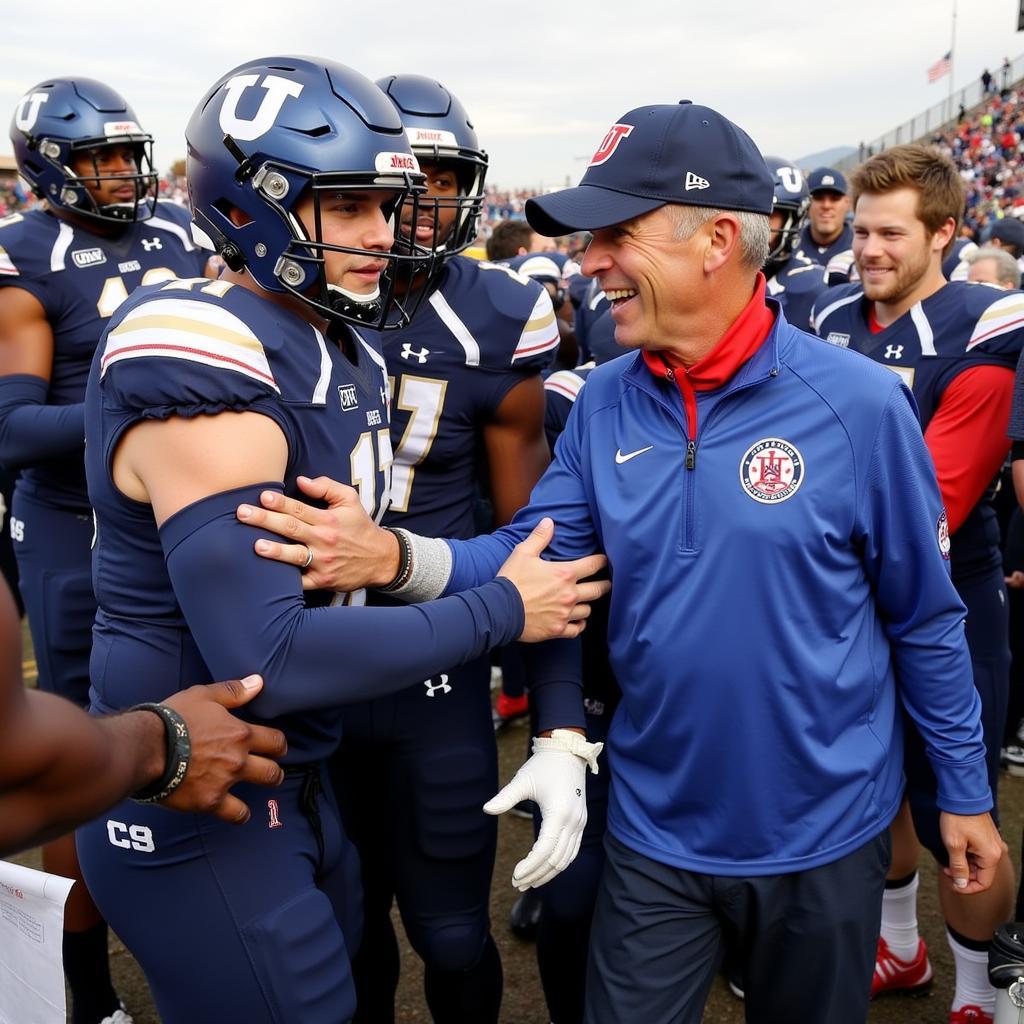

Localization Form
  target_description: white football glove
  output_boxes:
[484,728,603,890]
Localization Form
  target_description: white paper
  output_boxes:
[0,860,75,1024]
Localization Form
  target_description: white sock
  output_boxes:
[880,873,921,961]
[947,929,996,1014]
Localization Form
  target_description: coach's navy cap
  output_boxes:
[807,167,848,195]
[525,101,774,236]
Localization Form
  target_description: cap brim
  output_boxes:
[526,185,665,236]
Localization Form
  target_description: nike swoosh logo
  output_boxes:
[615,445,654,464]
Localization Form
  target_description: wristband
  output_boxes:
[378,527,414,593]
[533,729,604,774]
[129,703,192,803]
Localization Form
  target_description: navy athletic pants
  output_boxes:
[584,830,891,1024]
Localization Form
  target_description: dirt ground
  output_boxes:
[10,679,1024,1022]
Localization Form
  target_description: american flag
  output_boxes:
[928,52,952,84]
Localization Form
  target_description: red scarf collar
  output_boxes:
[642,274,776,437]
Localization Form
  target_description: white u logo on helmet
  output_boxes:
[15,92,48,132]
[218,74,303,141]
[778,167,804,193]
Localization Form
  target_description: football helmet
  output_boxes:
[10,77,157,224]
[764,156,809,272]
[375,74,488,258]
[186,56,435,330]
[501,253,570,309]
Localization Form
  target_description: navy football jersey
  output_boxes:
[0,202,207,508]
[370,255,558,539]
[813,281,1024,580]
[765,253,830,332]
[944,238,979,282]
[86,277,395,758]
[794,222,853,269]
[574,278,610,365]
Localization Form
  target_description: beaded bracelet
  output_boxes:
[378,527,414,594]
[129,702,192,804]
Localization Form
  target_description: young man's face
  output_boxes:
[853,188,951,306]
[69,143,142,207]
[808,190,849,245]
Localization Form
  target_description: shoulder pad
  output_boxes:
[147,202,199,252]
[99,286,280,415]
[810,283,864,335]
[545,367,591,405]
[0,210,59,279]
[960,284,1024,353]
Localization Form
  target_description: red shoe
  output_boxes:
[871,937,934,998]
[492,692,529,731]
[949,1006,993,1024]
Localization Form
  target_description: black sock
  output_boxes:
[63,921,119,1024]
[424,933,502,1024]
[947,924,993,953]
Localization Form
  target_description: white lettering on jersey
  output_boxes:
[106,820,156,853]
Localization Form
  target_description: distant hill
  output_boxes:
[796,145,857,170]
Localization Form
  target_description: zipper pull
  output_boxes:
[685,440,696,470]
[665,367,675,382]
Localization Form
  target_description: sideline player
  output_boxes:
[0,77,210,1024]
[75,56,604,1024]
[0,575,287,855]
[334,73,559,1024]
[762,156,829,330]
[795,166,853,273]
[813,144,1022,1024]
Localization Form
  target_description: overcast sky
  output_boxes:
[1,0,1021,189]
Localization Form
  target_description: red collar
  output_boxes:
[642,273,774,390]
[642,274,776,438]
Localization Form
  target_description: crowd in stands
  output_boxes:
[931,84,1024,242]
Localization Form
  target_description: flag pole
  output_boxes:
[949,0,957,120]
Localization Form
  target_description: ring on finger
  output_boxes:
[301,545,314,571]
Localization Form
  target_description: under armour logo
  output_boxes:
[589,124,633,166]
[401,344,430,363]
[141,237,162,252]
[268,799,283,829]
[14,92,47,132]
[884,344,904,360]
[685,171,710,191]
[423,674,452,698]
[219,73,304,142]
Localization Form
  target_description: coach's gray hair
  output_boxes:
[666,204,771,270]
[966,245,1021,289]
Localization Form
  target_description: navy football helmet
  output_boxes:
[764,156,809,272]
[186,56,435,330]
[10,78,157,224]
[375,74,488,258]
[501,253,570,309]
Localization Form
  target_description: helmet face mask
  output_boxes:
[186,57,441,331]
[10,78,159,225]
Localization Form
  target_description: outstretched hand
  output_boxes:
[497,518,609,642]
[238,475,399,591]
[161,675,287,824]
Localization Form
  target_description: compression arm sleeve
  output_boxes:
[0,375,85,469]
[160,483,526,719]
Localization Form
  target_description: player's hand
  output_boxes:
[238,475,400,591]
[939,810,1007,894]
[497,518,609,642]
[1005,571,1024,590]
[160,675,287,824]
[484,729,603,890]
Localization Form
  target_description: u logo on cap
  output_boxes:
[589,124,634,167]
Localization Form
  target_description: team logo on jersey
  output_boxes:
[685,171,710,191]
[141,237,163,252]
[589,124,633,166]
[400,343,430,363]
[937,509,951,560]
[826,332,850,348]
[338,384,358,411]
[739,438,804,504]
[424,674,452,698]
[72,247,107,268]
[884,344,904,360]
[267,799,283,829]
[218,73,304,142]
[14,91,47,132]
